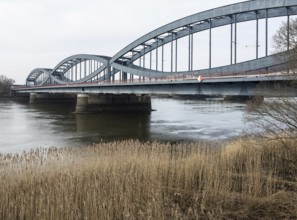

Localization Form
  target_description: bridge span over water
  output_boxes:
[13,0,297,111]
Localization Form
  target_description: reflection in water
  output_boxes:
[0,98,247,153]
[75,113,151,142]
[27,102,151,145]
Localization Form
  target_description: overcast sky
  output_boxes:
[0,0,283,83]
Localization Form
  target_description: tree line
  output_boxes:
[0,75,15,96]
[245,18,297,177]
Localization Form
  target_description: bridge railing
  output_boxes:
[14,68,296,92]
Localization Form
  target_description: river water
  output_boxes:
[0,98,247,153]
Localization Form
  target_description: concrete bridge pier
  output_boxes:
[75,94,89,113]
[29,93,37,104]
[75,93,152,113]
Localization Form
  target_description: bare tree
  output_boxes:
[246,95,297,144]
[272,17,297,72]
[245,18,297,146]
[0,75,15,96]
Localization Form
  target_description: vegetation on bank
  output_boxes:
[0,75,15,96]
[0,139,296,220]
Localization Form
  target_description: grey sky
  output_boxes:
[0,0,282,83]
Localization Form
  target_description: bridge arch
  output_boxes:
[110,0,297,76]
[49,54,112,85]
[26,68,52,86]
[25,0,297,86]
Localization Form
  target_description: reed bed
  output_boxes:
[0,139,296,219]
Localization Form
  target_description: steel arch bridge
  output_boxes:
[26,0,297,87]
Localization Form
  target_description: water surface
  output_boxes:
[0,98,247,153]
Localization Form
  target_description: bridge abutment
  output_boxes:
[75,94,152,113]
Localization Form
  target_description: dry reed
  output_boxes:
[0,139,296,219]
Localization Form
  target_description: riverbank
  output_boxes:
[0,139,296,219]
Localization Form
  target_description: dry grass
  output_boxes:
[0,139,297,219]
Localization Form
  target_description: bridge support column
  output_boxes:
[75,94,89,113]
[75,94,152,113]
[29,93,37,104]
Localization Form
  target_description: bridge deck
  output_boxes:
[14,75,296,97]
